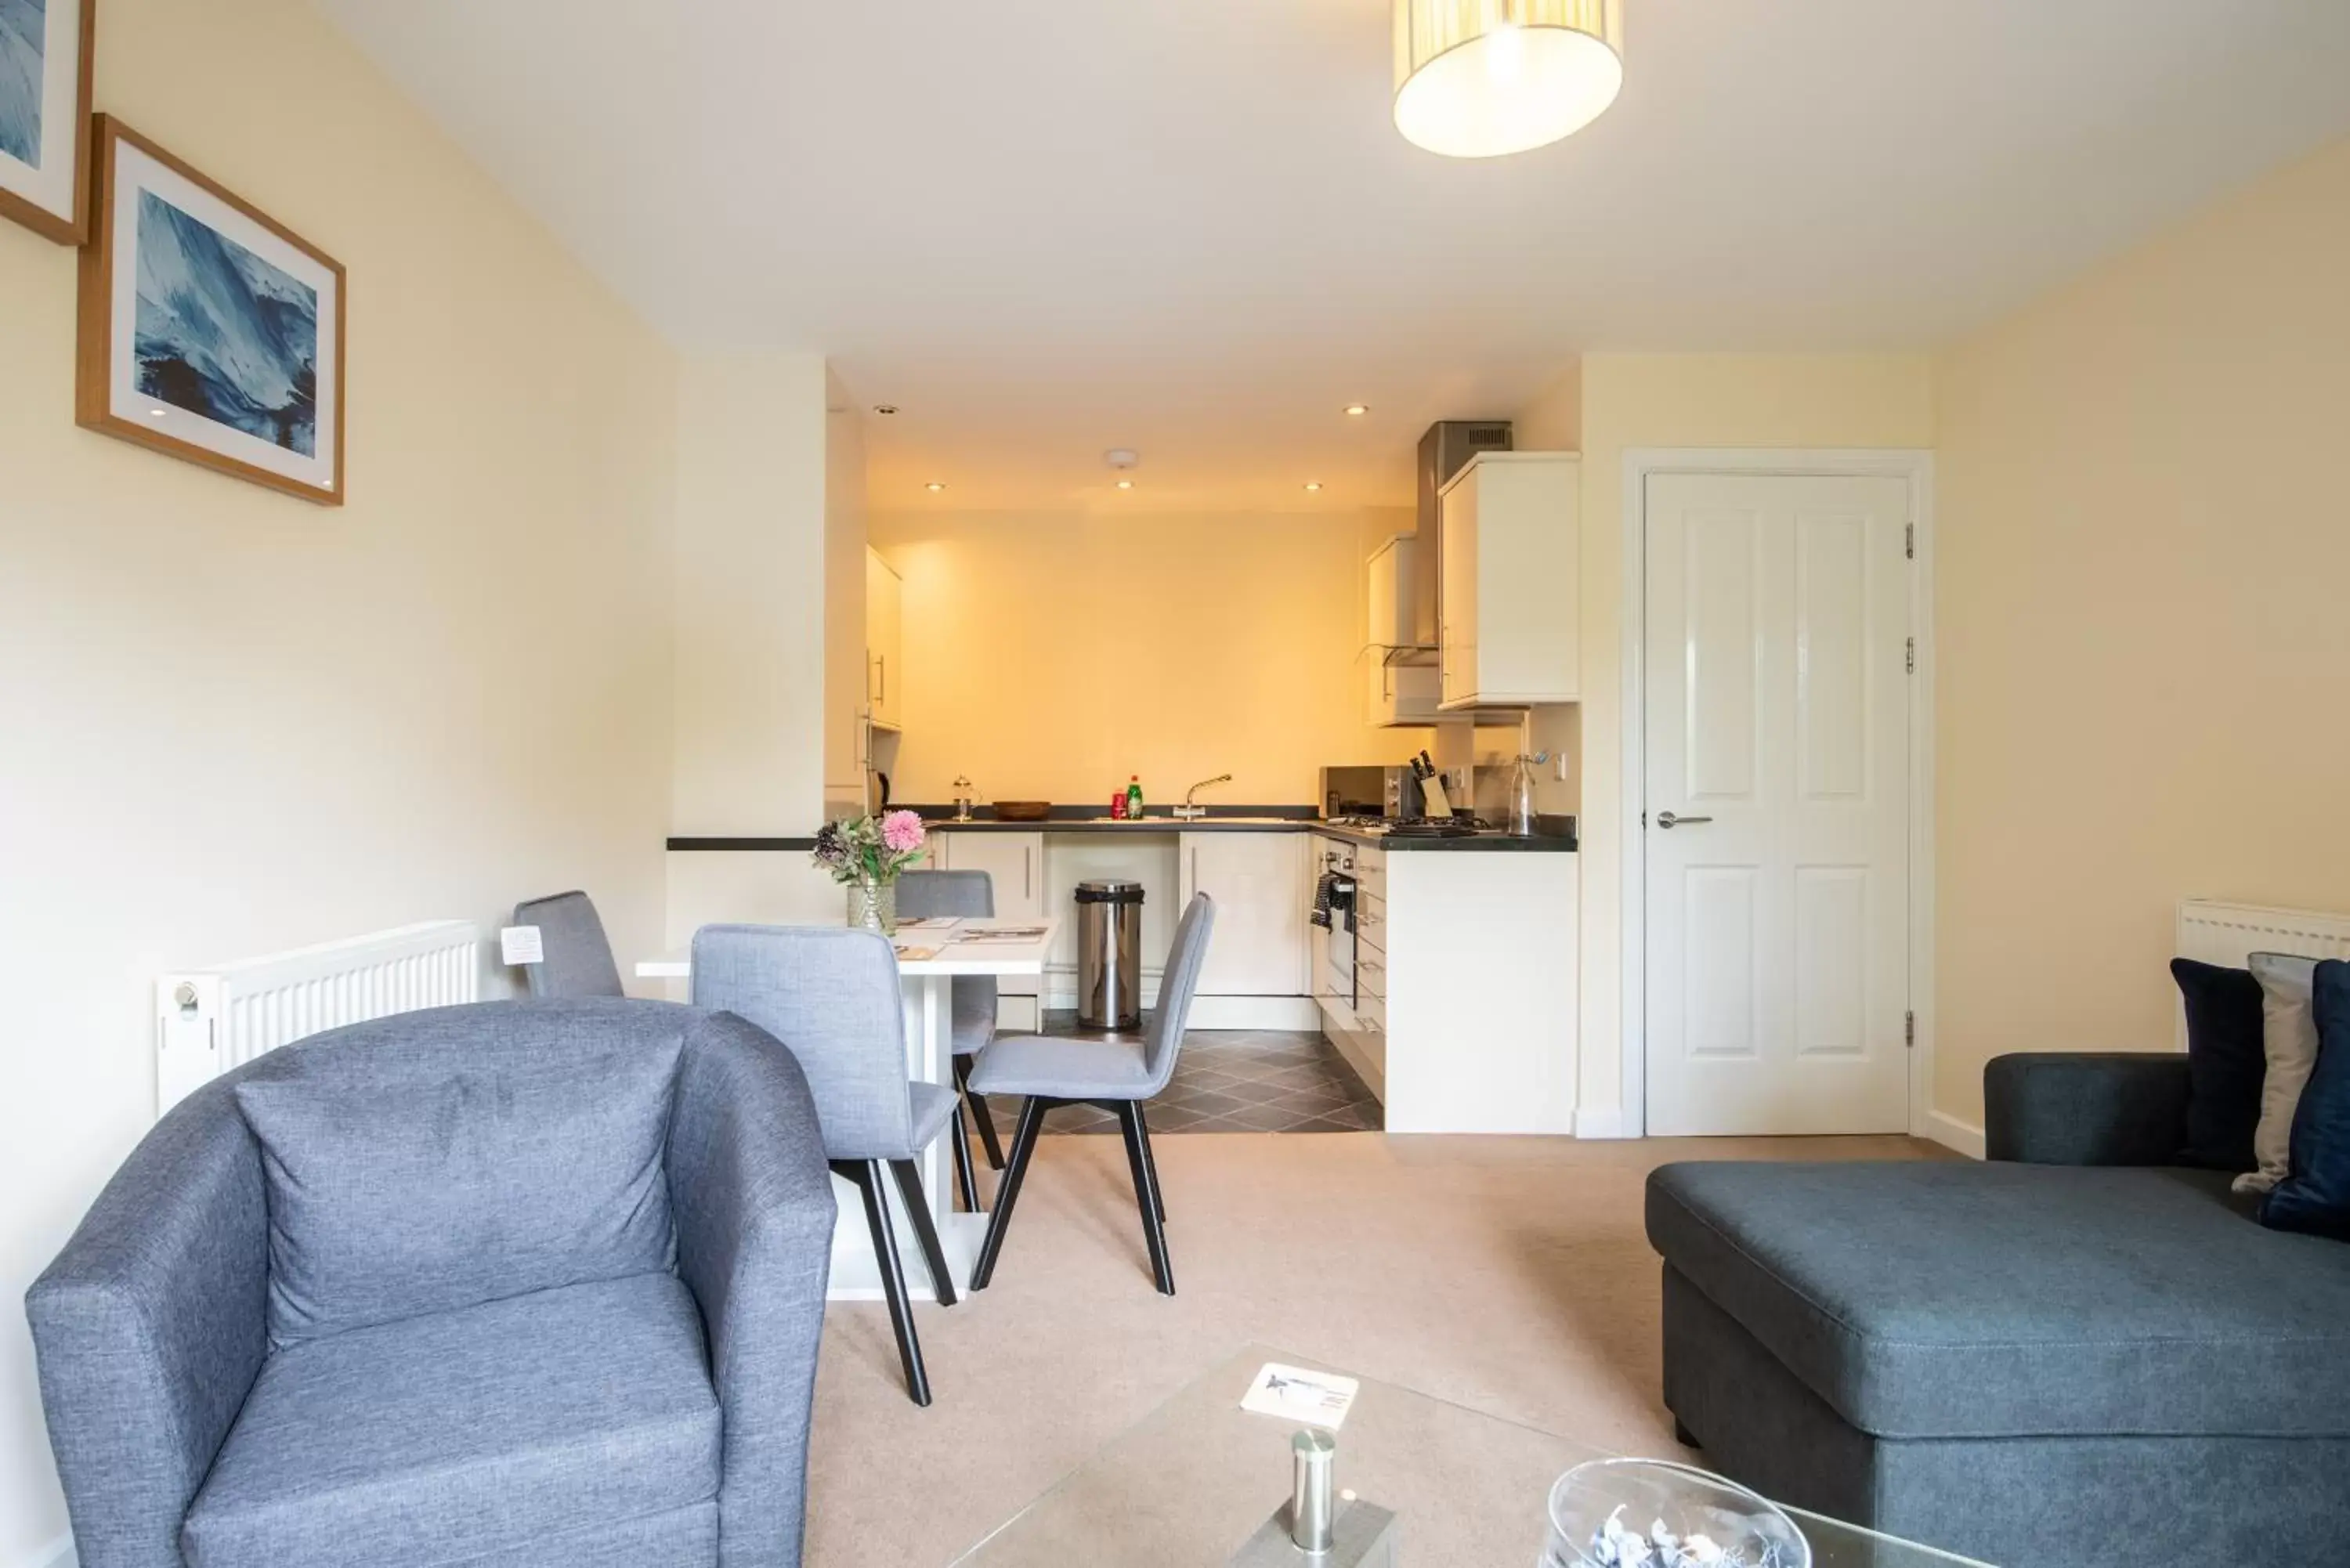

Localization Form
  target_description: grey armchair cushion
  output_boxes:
[233,1003,682,1347]
[181,1272,719,1568]
[1983,1051,2191,1165]
[1647,1159,2350,1440]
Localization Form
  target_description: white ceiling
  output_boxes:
[314,0,2350,511]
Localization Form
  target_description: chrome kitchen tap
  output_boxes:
[1172,773,1231,821]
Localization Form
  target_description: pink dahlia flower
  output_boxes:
[880,810,926,854]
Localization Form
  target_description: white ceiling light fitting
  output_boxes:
[1393,0,1624,159]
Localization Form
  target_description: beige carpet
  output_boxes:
[804,1129,1939,1566]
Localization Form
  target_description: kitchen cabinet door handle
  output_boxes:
[1023,846,1032,901]
[877,655,887,707]
[1188,847,1198,896]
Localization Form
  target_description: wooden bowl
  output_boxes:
[993,800,1052,822]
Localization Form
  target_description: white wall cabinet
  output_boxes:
[936,830,1044,1031]
[865,547,903,732]
[1178,831,1309,998]
[1367,657,1441,727]
[1438,452,1580,710]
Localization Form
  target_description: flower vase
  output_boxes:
[848,879,897,936]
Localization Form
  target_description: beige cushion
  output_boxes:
[2236,952,2322,1195]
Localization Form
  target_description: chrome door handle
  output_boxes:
[1657,811,1713,829]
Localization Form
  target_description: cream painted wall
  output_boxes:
[669,353,829,836]
[1932,135,2350,1128]
[821,368,868,817]
[1525,356,1937,1131]
[867,508,1429,807]
[0,0,679,1554]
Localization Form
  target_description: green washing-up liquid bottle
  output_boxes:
[1126,775,1143,819]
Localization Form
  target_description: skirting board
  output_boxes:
[1926,1110,1987,1160]
[1573,1106,1631,1140]
[1187,995,1322,1031]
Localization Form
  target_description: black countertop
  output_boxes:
[913,806,1577,853]
[668,807,1576,853]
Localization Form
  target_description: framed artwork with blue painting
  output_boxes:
[78,116,345,504]
[0,0,94,244]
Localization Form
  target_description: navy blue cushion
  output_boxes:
[2262,960,2350,1241]
[2171,958,2265,1172]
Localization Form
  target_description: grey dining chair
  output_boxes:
[689,924,959,1405]
[510,890,625,999]
[894,869,1004,1209]
[968,893,1216,1297]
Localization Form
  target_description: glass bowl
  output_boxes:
[1542,1458,1811,1568]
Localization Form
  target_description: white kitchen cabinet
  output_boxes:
[865,547,903,732]
[936,830,1044,1030]
[1367,656,1441,727]
[1438,452,1580,710]
[1178,831,1309,997]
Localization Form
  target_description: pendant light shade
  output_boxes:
[1393,0,1624,159]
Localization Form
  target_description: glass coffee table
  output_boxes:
[952,1344,1992,1566]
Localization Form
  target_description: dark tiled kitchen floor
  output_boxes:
[978,1014,1383,1135]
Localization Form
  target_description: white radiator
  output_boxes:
[155,920,481,1114]
[2175,900,2350,1050]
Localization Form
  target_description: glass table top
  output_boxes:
[951,1343,1994,1567]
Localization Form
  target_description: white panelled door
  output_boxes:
[1643,473,1912,1136]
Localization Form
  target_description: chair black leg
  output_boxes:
[1133,1101,1167,1223]
[890,1158,959,1308]
[1115,1102,1176,1295]
[837,1159,930,1406]
[957,1055,1006,1169]
[949,1104,982,1214]
[970,1097,1050,1290]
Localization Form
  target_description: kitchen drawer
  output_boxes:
[1355,950,1386,1002]
[1354,990,1385,1034]
[1354,890,1386,956]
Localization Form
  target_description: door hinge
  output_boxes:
[1905,522,1915,560]
[1905,637,1915,674]
[1905,1011,1916,1049]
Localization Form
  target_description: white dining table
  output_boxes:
[637,916,1057,1303]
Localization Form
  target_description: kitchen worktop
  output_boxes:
[912,807,1577,852]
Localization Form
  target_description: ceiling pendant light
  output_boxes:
[1393,0,1624,159]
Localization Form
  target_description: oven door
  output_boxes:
[1324,876,1358,1006]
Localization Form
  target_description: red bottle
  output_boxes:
[1110,790,1127,820]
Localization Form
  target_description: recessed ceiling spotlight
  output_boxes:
[1115,479,1134,490]
[873,404,899,416]
[1343,404,1370,417]
[149,408,168,418]
[1104,447,1141,471]
[924,482,946,492]
[1303,482,1325,493]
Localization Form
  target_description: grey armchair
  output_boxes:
[26,999,835,1568]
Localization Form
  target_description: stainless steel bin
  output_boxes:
[1075,879,1144,1030]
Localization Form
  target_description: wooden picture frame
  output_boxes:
[0,0,96,244]
[76,116,345,504]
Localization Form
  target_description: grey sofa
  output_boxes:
[1648,1053,2350,1568]
[27,999,836,1568]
